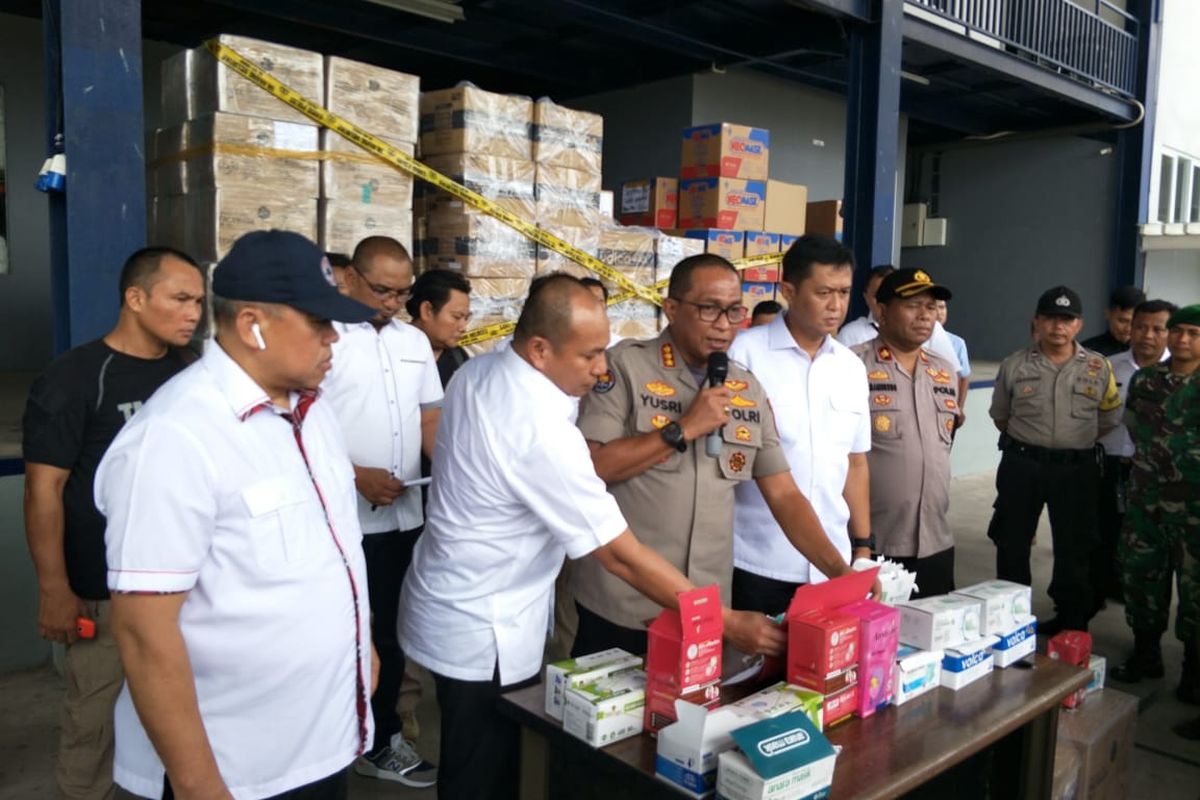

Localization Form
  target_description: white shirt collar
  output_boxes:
[500,346,577,420]
[769,313,836,357]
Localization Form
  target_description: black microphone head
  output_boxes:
[706,351,729,387]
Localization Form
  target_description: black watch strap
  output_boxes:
[660,421,687,452]
[852,535,876,551]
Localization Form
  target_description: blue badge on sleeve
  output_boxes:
[593,371,615,393]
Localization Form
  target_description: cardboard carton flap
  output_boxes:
[729,711,835,780]
[786,567,879,619]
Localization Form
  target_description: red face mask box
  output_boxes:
[644,673,722,735]
[647,584,724,695]
[1047,630,1093,709]
[787,609,860,694]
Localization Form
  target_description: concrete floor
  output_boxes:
[2,471,1198,799]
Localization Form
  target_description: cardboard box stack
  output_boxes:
[597,226,658,339]
[319,56,419,257]
[417,84,536,338]
[153,35,324,262]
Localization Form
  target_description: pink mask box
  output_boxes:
[839,599,900,718]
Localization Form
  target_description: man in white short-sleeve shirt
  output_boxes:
[96,231,378,800]
[838,264,962,374]
[322,236,440,788]
[399,275,778,800]
[730,235,873,615]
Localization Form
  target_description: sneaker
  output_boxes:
[354,738,438,788]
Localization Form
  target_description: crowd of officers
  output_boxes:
[21,228,1200,800]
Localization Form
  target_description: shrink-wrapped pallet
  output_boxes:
[319,201,412,259]
[421,153,536,220]
[323,57,419,143]
[419,84,533,161]
[187,189,318,263]
[533,98,602,175]
[320,130,415,206]
[535,164,602,229]
[424,212,536,279]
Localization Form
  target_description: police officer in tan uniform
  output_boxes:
[988,285,1122,634]
[852,268,959,597]
[572,254,856,658]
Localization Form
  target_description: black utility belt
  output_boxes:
[1002,436,1096,464]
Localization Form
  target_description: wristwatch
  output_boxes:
[851,535,876,552]
[660,421,687,452]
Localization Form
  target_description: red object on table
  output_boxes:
[1047,631,1092,708]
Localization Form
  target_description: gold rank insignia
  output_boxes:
[933,371,951,384]
[724,379,749,392]
[729,451,747,473]
[661,343,676,368]
[919,350,930,364]
[874,414,892,433]
[878,347,893,361]
[730,395,757,408]
[735,425,752,442]
[873,394,893,407]
[1022,384,1036,395]
[926,367,940,378]
[868,370,889,381]
[945,416,955,433]
[1087,369,1098,378]
[651,414,670,429]
[645,381,676,397]
[1085,386,1097,398]
[914,270,931,284]
[944,399,958,411]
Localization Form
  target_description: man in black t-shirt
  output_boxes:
[1081,285,1146,356]
[23,246,203,800]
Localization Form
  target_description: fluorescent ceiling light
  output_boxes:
[901,70,931,86]
[362,0,464,24]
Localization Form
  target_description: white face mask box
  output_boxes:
[715,711,837,800]
[988,617,1037,668]
[655,701,761,798]
[562,668,646,747]
[544,647,642,720]
[898,594,983,651]
[940,637,998,690]
[894,645,942,705]
[952,580,1033,635]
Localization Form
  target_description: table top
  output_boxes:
[498,655,1091,799]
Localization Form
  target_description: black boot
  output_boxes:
[1110,630,1165,683]
[1177,637,1200,705]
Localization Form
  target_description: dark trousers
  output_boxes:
[1092,455,1130,607]
[891,547,956,599]
[732,568,802,617]
[163,768,347,799]
[987,449,1100,629]
[362,527,420,753]
[570,602,648,657]
[432,665,537,800]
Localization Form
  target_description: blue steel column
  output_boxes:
[46,0,147,352]
[842,0,902,318]
[1112,0,1160,290]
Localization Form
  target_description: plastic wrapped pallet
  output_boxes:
[324,56,419,143]
[655,233,705,290]
[156,113,320,197]
[162,36,324,127]
[422,153,536,220]
[598,226,657,289]
[424,212,536,279]
[533,98,602,175]
[320,130,415,206]
[607,300,659,341]
[186,189,317,263]
[535,164,602,229]
[420,83,533,161]
[319,201,412,259]
[535,225,600,279]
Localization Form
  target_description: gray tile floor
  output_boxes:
[2,471,1198,799]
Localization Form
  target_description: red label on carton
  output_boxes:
[1048,630,1092,709]
[647,584,723,694]
[823,683,858,727]
[788,610,860,690]
[644,673,722,735]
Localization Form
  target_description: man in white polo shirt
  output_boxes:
[321,236,440,788]
[730,235,873,614]
[399,275,782,800]
[96,231,378,800]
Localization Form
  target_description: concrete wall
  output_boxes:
[904,136,1117,361]
[0,13,53,372]
[1144,248,1200,304]
[1149,0,1200,218]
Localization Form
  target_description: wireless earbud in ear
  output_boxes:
[251,322,267,351]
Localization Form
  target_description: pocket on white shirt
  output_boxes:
[241,476,321,570]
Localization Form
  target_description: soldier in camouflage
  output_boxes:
[1112,303,1200,740]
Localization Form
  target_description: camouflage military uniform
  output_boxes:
[1120,362,1200,640]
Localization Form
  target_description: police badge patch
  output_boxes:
[593,371,615,393]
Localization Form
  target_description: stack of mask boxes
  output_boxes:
[153,35,324,262]
[418,83,536,342]
[318,56,418,258]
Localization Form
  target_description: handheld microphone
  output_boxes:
[705,352,729,458]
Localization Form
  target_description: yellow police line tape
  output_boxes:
[205,39,784,346]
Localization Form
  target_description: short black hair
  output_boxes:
[752,300,782,319]
[781,235,854,286]
[325,251,352,268]
[580,276,609,301]
[668,254,738,299]
[118,246,199,305]
[513,273,596,347]
[405,269,471,318]
[868,264,896,283]
[351,236,411,272]
[1109,285,1146,310]
[1132,298,1178,319]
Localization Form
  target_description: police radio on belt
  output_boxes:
[706,352,729,457]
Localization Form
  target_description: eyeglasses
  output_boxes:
[673,299,749,324]
[352,264,412,301]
